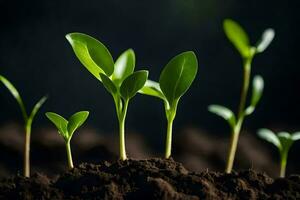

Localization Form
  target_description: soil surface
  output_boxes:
[0,158,299,200]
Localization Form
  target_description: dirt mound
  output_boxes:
[1,158,299,199]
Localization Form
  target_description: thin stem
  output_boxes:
[118,99,128,160]
[225,56,252,173]
[165,118,173,159]
[279,151,288,178]
[164,100,177,159]
[66,140,74,169]
[225,123,241,173]
[24,123,31,177]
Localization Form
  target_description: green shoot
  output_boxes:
[0,75,47,177]
[208,19,275,173]
[139,52,198,158]
[45,111,89,169]
[257,129,300,177]
[66,33,148,160]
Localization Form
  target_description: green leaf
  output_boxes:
[256,29,275,53]
[27,96,48,125]
[223,19,251,58]
[45,112,68,139]
[139,80,165,100]
[112,49,135,85]
[208,105,236,128]
[257,129,281,148]
[66,33,114,80]
[245,75,264,115]
[100,73,117,95]
[67,111,89,138]
[120,70,148,99]
[159,51,198,105]
[292,132,300,141]
[0,75,28,120]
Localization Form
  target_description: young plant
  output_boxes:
[208,19,275,173]
[0,75,47,177]
[66,33,148,160]
[139,52,198,158]
[45,111,89,169]
[257,129,300,177]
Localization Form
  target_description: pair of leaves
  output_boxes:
[0,75,47,126]
[257,128,300,152]
[208,75,264,128]
[140,51,198,109]
[101,70,148,100]
[66,33,148,100]
[46,111,89,142]
[224,19,275,58]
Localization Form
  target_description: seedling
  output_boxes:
[45,111,89,169]
[208,19,275,173]
[257,129,300,177]
[139,52,198,158]
[0,75,47,177]
[66,33,148,160]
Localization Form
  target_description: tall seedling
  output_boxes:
[66,33,148,160]
[208,19,275,173]
[0,75,47,177]
[140,52,198,158]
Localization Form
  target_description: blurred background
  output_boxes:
[0,0,299,178]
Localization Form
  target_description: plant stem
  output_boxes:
[165,118,173,159]
[279,151,288,178]
[225,56,252,173]
[164,100,177,159]
[66,141,74,169]
[118,99,128,161]
[225,122,241,173]
[24,124,31,177]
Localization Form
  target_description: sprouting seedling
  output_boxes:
[66,33,148,160]
[45,111,89,169]
[208,19,275,173]
[139,52,198,158]
[0,75,47,177]
[257,129,300,177]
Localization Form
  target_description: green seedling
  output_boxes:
[257,129,300,177]
[208,19,275,173]
[0,75,47,177]
[66,33,148,160]
[139,52,198,158]
[45,111,89,169]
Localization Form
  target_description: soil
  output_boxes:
[1,158,299,200]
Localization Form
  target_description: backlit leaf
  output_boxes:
[112,49,135,85]
[223,19,251,58]
[257,129,281,148]
[120,70,148,99]
[159,51,198,106]
[66,33,114,79]
[208,104,236,128]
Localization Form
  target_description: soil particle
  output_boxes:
[0,158,299,199]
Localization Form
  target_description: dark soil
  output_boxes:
[1,158,299,200]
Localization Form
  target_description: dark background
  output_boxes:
[0,0,299,149]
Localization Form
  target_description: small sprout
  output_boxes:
[66,33,148,160]
[209,19,275,173]
[257,129,300,177]
[0,75,47,177]
[140,52,198,158]
[45,111,89,169]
